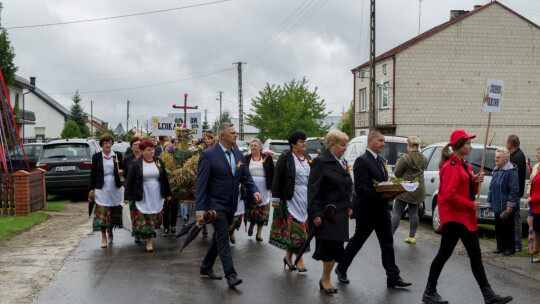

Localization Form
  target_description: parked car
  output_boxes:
[112,142,130,157]
[8,143,44,172]
[236,140,250,156]
[420,142,529,233]
[36,138,101,194]
[262,139,289,163]
[306,137,326,159]
[343,135,409,180]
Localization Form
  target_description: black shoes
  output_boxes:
[503,250,514,256]
[230,237,236,244]
[319,280,337,294]
[200,268,222,280]
[248,230,253,237]
[162,229,170,237]
[480,285,513,304]
[492,249,503,254]
[297,267,308,272]
[335,268,350,284]
[387,277,412,288]
[422,283,449,304]
[226,275,243,288]
[256,236,263,242]
[283,257,297,271]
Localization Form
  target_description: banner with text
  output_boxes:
[168,113,202,139]
[482,78,505,113]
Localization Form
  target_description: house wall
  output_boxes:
[354,58,395,136]
[391,4,540,161]
[21,93,66,139]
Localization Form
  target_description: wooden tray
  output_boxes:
[374,183,406,192]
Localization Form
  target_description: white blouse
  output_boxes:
[94,152,123,207]
[249,157,265,177]
[135,161,164,214]
[287,155,310,222]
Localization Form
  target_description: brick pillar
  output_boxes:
[33,168,47,208]
[13,170,30,216]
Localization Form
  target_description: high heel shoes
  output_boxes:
[283,258,297,271]
[319,280,337,294]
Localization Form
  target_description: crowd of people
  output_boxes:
[88,124,540,303]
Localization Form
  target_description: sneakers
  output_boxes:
[404,237,416,244]
[171,226,176,235]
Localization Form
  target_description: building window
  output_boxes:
[359,89,367,111]
[382,64,387,75]
[34,127,45,139]
[15,93,20,108]
[378,83,389,109]
[360,70,365,81]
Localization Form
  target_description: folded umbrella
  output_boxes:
[528,208,535,263]
[87,190,95,217]
[294,204,337,266]
[179,210,217,253]
[175,220,197,238]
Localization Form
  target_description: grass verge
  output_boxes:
[0,212,50,242]
[42,194,71,212]
[478,223,531,257]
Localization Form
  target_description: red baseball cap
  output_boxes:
[450,129,476,145]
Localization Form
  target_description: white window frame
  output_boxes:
[360,70,365,81]
[378,82,389,109]
[382,64,387,75]
[359,89,367,111]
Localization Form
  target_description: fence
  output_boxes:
[0,169,46,216]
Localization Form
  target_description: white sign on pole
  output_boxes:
[482,78,505,113]
[167,113,202,139]
[150,116,176,136]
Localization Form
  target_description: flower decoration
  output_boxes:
[237,161,243,168]
[156,161,161,167]
[261,157,266,164]
[308,159,312,164]
[384,162,388,170]
[114,157,119,163]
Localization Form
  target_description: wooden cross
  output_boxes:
[172,93,198,126]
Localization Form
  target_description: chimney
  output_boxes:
[29,76,36,86]
[450,10,469,21]
[474,5,482,10]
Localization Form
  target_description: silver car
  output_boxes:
[262,139,289,164]
[420,142,529,233]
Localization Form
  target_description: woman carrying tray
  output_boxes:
[391,136,427,244]
[422,130,512,304]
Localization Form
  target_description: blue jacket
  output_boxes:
[486,161,519,214]
[195,144,259,214]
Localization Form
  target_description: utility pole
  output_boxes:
[90,100,94,136]
[217,91,223,117]
[126,100,130,134]
[146,120,149,134]
[418,0,422,35]
[369,0,376,129]
[136,119,139,135]
[204,109,208,129]
[235,62,246,140]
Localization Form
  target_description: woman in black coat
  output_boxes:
[121,136,142,180]
[89,134,124,249]
[244,138,274,241]
[123,140,172,252]
[308,129,352,294]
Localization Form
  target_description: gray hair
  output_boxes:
[325,129,349,148]
[217,123,234,136]
[496,147,510,160]
[250,138,263,147]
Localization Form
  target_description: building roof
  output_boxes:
[13,75,35,90]
[113,123,125,134]
[352,1,540,72]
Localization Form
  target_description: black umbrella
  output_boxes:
[293,204,337,266]
[179,210,217,253]
[175,220,197,238]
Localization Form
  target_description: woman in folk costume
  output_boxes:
[269,131,312,272]
[244,138,274,241]
[89,134,124,249]
[124,140,172,252]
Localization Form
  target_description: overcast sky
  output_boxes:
[3,0,540,132]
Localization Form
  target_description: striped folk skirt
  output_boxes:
[247,203,270,226]
[130,201,163,238]
[92,203,123,230]
[269,201,309,253]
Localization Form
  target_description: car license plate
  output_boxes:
[55,166,75,172]
[480,209,494,218]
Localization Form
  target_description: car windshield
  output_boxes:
[464,148,496,176]
[380,141,409,165]
[42,143,89,158]
[269,142,289,152]
[306,140,325,154]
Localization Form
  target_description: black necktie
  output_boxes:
[377,155,386,177]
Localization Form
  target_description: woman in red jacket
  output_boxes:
[422,130,512,304]
[524,156,540,263]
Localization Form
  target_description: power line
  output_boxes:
[49,67,235,94]
[5,0,230,30]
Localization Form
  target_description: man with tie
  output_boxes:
[335,129,412,288]
[195,123,262,288]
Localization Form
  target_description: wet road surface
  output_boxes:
[34,218,539,304]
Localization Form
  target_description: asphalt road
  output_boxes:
[34,217,539,304]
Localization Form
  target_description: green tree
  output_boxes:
[61,120,83,139]
[202,110,210,131]
[211,109,233,133]
[69,90,90,138]
[337,100,354,139]
[94,128,114,139]
[246,77,329,141]
[0,2,17,88]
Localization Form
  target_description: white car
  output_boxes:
[262,139,289,163]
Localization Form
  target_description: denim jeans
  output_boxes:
[391,198,419,238]
[180,203,192,221]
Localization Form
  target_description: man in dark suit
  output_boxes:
[507,134,526,252]
[335,129,412,288]
[195,123,262,288]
